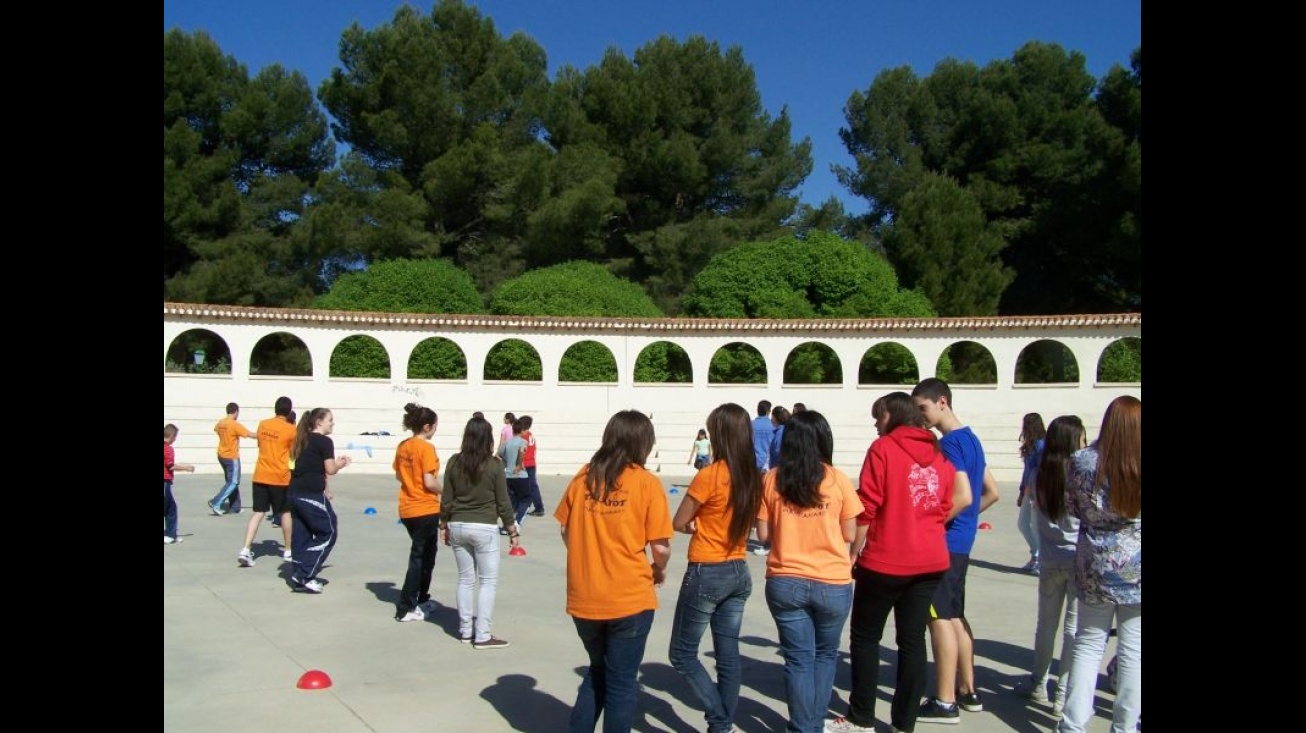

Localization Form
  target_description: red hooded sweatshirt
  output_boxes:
[855,425,956,576]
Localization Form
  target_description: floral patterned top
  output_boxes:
[1066,446,1141,606]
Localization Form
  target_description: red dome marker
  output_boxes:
[978,522,992,530]
[509,545,526,557]
[297,670,333,689]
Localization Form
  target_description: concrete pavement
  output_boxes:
[164,472,1127,733]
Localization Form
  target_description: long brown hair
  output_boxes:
[583,411,656,501]
[1095,396,1141,519]
[451,416,495,484]
[1020,413,1046,459]
[705,403,762,550]
[292,408,331,461]
[1035,415,1085,521]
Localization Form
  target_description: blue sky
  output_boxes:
[163,0,1141,215]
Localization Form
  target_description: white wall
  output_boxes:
[164,305,1141,490]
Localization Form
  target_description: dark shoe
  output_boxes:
[957,692,983,712]
[528,510,545,517]
[472,636,510,650]
[917,698,959,725]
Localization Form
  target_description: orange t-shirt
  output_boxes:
[554,464,674,620]
[685,461,748,563]
[394,435,441,518]
[214,416,253,460]
[252,417,297,486]
[756,465,861,583]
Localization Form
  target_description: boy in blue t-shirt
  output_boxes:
[911,378,1001,723]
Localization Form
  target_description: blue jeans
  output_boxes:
[209,457,242,512]
[164,480,178,539]
[507,477,532,526]
[570,609,655,733]
[668,560,752,733]
[765,576,854,733]
[527,465,544,512]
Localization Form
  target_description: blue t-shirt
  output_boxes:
[769,424,785,469]
[940,426,987,555]
[752,416,775,471]
[1018,438,1045,501]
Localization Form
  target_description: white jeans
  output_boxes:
[1018,499,1041,560]
[1031,563,1078,701]
[1057,599,1140,733]
[448,522,502,643]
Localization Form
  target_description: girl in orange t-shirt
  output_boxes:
[755,410,860,733]
[667,403,762,733]
[392,403,442,622]
[554,410,673,733]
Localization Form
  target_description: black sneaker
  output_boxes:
[957,692,983,712]
[472,636,510,650]
[528,510,546,517]
[917,698,960,725]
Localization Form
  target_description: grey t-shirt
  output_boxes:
[500,436,528,479]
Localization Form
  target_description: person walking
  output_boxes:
[1057,397,1141,733]
[440,415,519,648]
[825,393,969,733]
[499,419,531,530]
[668,403,762,733]
[756,410,860,733]
[521,415,546,516]
[1015,413,1047,574]
[555,410,673,733]
[393,403,443,622]
[287,408,352,593]
[1016,415,1087,717]
[209,402,253,515]
[164,423,196,544]
[688,428,712,469]
[237,397,296,567]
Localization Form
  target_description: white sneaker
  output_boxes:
[164,536,183,544]
[397,607,425,622]
[282,550,293,562]
[294,577,324,594]
[825,717,875,733]
[751,545,771,556]
[237,548,256,567]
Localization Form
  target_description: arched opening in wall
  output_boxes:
[330,335,391,379]
[165,328,231,374]
[1097,337,1142,383]
[485,339,542,381]
[783,343,842,384]
[936,341,996,385]
[857,343,920,385]
[560,341,618,382]
[250,333,312,377]
[408,337,467,380]
[633,342,692,383]
[708,343,766,384]
[1015,340,1080,384]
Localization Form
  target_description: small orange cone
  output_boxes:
[297,669,333,689]
[509,545,526,557]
